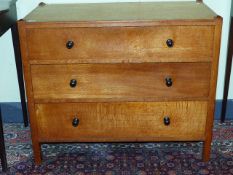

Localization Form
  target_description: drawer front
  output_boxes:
[31,63,211,102]
[27,26,214,63]
[35,101,207,141]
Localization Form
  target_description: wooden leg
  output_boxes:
[203,103,215,162]
[11,24,29,127]
[221,17,233,123]
[203,140,211,162]
[0,107,7,172]
[33,142,42,165]
[203,105,214,162]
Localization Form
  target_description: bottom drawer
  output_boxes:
[35,101,207,142]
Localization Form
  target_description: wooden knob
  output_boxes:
[70,79,77,88]
[166,39,174,48]
[164,117,170,126]
[165,77,173,87]
[66,40,74,49]
[72,117,79,127]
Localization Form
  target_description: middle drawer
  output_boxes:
[31,63,211,102]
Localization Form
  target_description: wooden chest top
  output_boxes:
[24,2,217,23]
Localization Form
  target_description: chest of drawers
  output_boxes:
[18,1,222,164]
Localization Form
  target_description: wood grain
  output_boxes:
[24,20,217,29]
[31,63,211,102]
[23,2,217,22]
[26,26,214,63]
[35,101,207,142]
[203,16,223,162]
[17,20,42,164]
[17,2,222,164]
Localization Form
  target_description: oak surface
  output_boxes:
[26,26,214,63]
[35,101,207,142]
[24,2,217,22]
[31,63,211,102]
[18,21,42,164]
[203,16,222,162]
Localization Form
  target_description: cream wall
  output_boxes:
[0,0,232,102]
[203,0,232,99]
[0,30,20,102]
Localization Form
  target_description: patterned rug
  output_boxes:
[0,121,233,175]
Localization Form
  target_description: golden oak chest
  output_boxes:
[18,1,222,164]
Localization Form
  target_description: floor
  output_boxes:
[0,121,233,174]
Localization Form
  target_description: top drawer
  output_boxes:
[26,26,214,63]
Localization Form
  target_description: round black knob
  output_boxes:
[70,79,77,88]
[164,117,170,126]
[66,41,74,49]
[72,117,79,127]
[165,77,173,87]
[166,39,174,48]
